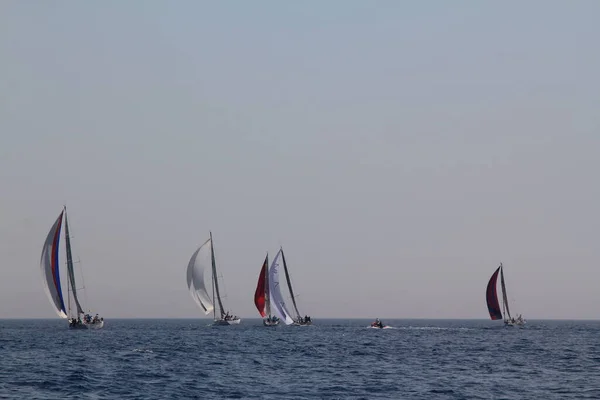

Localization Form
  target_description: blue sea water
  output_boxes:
[1,319,599,399]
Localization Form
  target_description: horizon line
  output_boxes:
[2,317,599,321]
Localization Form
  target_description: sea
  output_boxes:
[0,319,599,399]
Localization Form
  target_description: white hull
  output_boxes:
[504,318,526,327]
[213,318,241,326]
[263,319,280,326]
[84,320,105,329]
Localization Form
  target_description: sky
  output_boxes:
[1,1,599,319]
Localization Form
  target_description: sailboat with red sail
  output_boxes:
[486,263,525,326]
[254,253,279,326]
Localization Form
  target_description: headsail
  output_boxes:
[186,238,214,315]
[280,247,301,320]
[64,209,84,316]
[254,254,269,318]
[486,265,503,320]
[40,211,68,318]
[499,264,511,320]
[268,249,294,325]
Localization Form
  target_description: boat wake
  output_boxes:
[367,326,472,331]
[132,349,154,353]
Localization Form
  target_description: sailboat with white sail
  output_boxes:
[40,206,104,329]
[486,263,525,326]
[186,232,240,326]
[268,247,312,326]
[254,253,280,326]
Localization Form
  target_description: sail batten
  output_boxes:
[40,211,68,319]
[268,249,295,325]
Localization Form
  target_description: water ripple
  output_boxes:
[1,319,600,399]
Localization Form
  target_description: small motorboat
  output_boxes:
[370,319,386,329]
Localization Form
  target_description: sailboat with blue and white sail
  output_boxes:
[186,232,240,326]
[268,247,312,326]
[40,206,104,329]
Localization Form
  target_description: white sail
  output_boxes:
[186,238,214,315]
[40,211,68,319]
[268,249,295,325]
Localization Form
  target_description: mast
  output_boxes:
[264,253,270,317]
[209,232,226,319]
[499,263,511,320]
[280,247,301,319]
[64,207,84,316]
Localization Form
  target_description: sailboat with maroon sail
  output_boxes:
[254,253,280,326]
[486,263,525,326]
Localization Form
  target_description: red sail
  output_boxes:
[254,255,268,317]
[486,266,503,320]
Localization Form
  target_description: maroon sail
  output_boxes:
[254,255,269,317]
[486,266,503,320]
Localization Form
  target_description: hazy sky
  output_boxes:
[1,1,598,319]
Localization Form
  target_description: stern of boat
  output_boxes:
[213,318,241,326]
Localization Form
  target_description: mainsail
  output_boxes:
[280,248,301,320]
[40,211,68,319]
[186,238,214,315]
[499,263,511,320]
[64,209,84,316]
[209,232,226,318]
[254,254,269,318]
[486,265,503,320]
[268,249,294,325]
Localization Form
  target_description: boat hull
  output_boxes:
[292,321,312,326]
[84,320,105,329]
[213,318,241,326]
[263,319,280,326]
